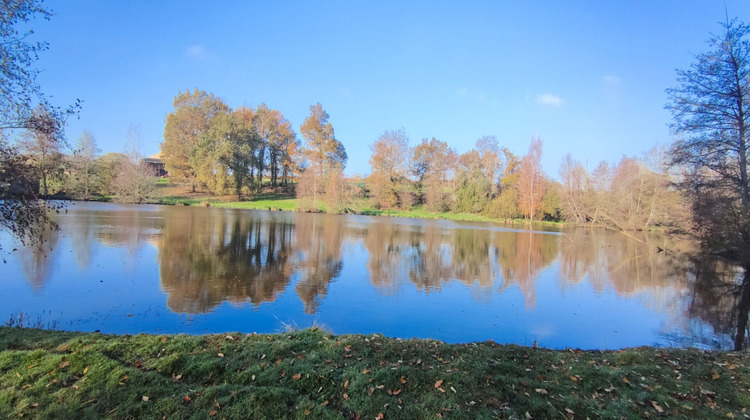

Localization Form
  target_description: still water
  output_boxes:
[0,202,744,350]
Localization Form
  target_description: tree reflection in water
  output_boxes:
[15,204,750,349]
[687,258,749,350]
[159,209,294,314]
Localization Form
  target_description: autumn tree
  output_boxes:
[162,89,230,192]
[411,138,455,212]
[486,149,521,219]
[298,103,346,207]
[281,127,301,188]
[517,137,546,221]
[368,129,411,209]
[70,130,101,200]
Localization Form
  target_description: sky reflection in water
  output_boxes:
[0,202,742,350]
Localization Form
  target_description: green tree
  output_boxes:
[454,150,492,213]
[486,149,521,219]
[162,89,229,192]
[209,110,256,199]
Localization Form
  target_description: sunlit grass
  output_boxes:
[1,327,748,419]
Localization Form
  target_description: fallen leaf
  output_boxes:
[622,377,630,384]
[142,396,149,402]
[565,408,575,415]
[363,369,371,374]
[344,380,349,388]
[712,372,720,380]
[375,413,384,420]
[217,353,224,358]
[60,360,70,369]
[437,387,445,393]
[209,410,217,416]
[570,376,578,382]
[293,374,301,381]
[393,389,401,396]
[434,379,444,389]
[161,337,167,342]
[184,396,191,402]
[535,388,548,395]
[83,366,90,374]
[651,400,664,413]
[343,393,350,401]
[225,335,234,340]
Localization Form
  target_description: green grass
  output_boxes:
[212,193,297,211]
[1,327,748,419]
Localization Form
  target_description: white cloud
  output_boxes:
[186,45,209,61]
[536,93,565,107]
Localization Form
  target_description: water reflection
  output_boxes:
[17,225,59,291]
[5,202,750,349]
[159,209,294,313]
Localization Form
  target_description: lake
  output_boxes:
[0,202,745,350]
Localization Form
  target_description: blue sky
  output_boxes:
[27,1,750,178]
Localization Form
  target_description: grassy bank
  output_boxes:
[1,327,748,419]
[154,183,562,227]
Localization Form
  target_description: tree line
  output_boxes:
[160,90,349,201]
[7,107,158,205]
[360,129,687,232]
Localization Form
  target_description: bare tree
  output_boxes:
[667,19,750,266]
[112,126,156,204]
[71,130,101,200]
